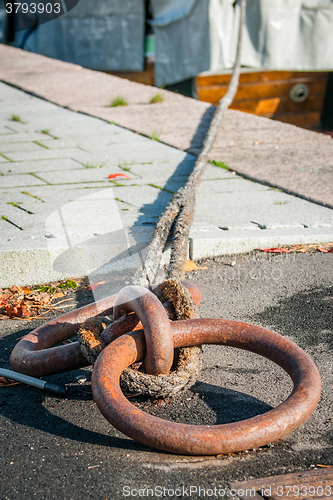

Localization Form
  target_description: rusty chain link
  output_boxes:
[10,280,321,455]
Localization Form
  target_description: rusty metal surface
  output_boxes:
[113,286,174,375]
[92,319,321,456]
[10,282,200,377]
[230,467,333,499]
[10,294,117,377]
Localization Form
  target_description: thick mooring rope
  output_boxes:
[79,0,247,397]
[140,0,247,285]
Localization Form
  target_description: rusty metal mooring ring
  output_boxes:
[113,286,174,375]
[91,319,321,456]
[10,281,200,378]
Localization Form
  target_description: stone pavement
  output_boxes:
[1,44,333,208]
[1,81,333,288]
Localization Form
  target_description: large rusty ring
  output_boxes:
[113,286,174,375]
[10,281,200,378]
[92,319,321,455]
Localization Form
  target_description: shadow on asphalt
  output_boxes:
[189,382,272,424]
[250,285,333,351]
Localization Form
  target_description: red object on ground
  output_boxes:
[259,247,291,253]
[88,281,107,291]
[107,173,130,179]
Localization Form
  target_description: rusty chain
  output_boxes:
[8,0,321,456]
[11,280,321,455]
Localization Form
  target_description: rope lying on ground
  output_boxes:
[78,316,112,365]
[79,0,247,397]
[140,0,247,285]
[78,280,202,398]
[120,280,202,398]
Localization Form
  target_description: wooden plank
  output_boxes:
[196,80,327,103]
[196,70,329,129]
[228,94,326,115]
[196,70,329,87]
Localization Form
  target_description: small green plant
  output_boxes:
[37,129,59,139]
[209,160,229,170]
[149,92,164,104]
[33,279,78,294]
[274,200,289,205]
[10,115,23,123]
[118,161,135,171]
[110,96,128,107]
[84,162,104,169]
[151,131,161,142]
[60,279,78,290]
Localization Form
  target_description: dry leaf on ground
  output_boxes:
[185,260,208,272]
[0,376,20,387]
[259,243,333,253]
[88,281,107,291]
[258,247,291,253]
[0,278,82,319]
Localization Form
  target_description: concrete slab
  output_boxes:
[0,81,332,288]
[210,111,333,209]
[0,45,332,208]
[0,158,83,174]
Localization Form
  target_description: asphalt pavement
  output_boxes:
[0,251,332,500]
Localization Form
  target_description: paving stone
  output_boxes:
[0,124,18,134]
[0,81,34,99]
[6,147,93,163]
[0,132,56,145]
[0,173,48,188]
[1,45,332,207]
[193,180,333,231]
[0,141,51,154]
[0,79,333,287]
[0,158,83,174]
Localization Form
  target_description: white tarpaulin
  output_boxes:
[152,0,333,86]
[5,0,333,85]
[241,0,333,71]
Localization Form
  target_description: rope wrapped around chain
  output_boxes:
[78,279,202,398]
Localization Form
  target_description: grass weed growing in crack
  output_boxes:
[209,159,229,170]
[149,92,164,104]
[110,96,128,107]
[84,162,104,169]
[151,131,161,142]
[10,115,25,123]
